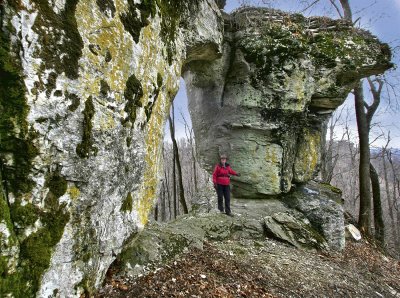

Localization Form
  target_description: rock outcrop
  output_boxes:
[184,8,392,198]
[0,0,222,296]
[0,1,392,297]
[118,181,344,276]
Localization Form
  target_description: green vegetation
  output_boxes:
[238,21,308,82]
[121,192,133,212]
[236,14,389,89]
[9,200,39,229]
[76,96,98,158]
[67,92,81,112]
[1,168,70,297]
[126,136,132,147]
[320,182,342,195]
[120,0,199,64]
[32,0,83,79]
[120,0,157,43]
[0,8,39,198]
[96,0,116,18]
[123,74,143,125]
[100,80,110,97]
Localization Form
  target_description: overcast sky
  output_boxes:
[169,0,400,148]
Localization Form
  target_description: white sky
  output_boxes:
[168,0,400,148]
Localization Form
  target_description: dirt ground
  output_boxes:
[96,238,400,298]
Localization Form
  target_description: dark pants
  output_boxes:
[217,184,231,214]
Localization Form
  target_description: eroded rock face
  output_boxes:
[184,8,392,198]
[0,0,222,296]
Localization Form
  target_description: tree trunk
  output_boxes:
[168,115,189,214]
[370,163,384,244]
[339,0,352,21]
[388,151,400,250]
[192,141,198,194]
[354,81,372,234]
[160,181,166,222]
[321,119,332,183]
[383,147,398,248]
[164,157,172,220]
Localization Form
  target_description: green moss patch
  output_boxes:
[123,74,143,125]
[67,92,81,112]
[121,192,133,212]
[9,200,39,231]
[76,96,98,158]
[96,0,116,18]
[1,176,70,297]
[238,21,308,83]
[0,10,39,198]
[235,11,391,88]
[32,0,83,79]
[100,80,110,97]
[120,0,157,43]
[156,0,199,64]
[120,0,199,64]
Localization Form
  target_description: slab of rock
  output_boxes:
[263,212,328,250]
[284,181,345,251]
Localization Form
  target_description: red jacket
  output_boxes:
[212,163,238,185]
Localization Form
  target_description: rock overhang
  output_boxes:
[184,6,392,198]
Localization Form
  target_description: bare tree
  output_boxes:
[180,111,199,194]
[168,106,189,215]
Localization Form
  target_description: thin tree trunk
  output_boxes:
[154,199,158,222]
[170,107,177,219]
[383,146,398,247]
[161,181,166,222]
[339,0,352,21]
[354,81,372,234]
[164,157,172,220]
[370,163,384,244]
[321,119,332,182]
[168,115,189,214]
[388,151,400,250]
[192,142,198,194]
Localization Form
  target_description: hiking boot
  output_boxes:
[226,213,234,217]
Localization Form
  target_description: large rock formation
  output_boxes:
[0,1,391,297]
[184,8,392,198]
[0,0,222,296]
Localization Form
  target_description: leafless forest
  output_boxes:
[322,111,400,257]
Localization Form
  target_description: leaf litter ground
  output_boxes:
[96,238,399,297]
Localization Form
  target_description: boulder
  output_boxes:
[263,212,328,250]
[283,181,345,250]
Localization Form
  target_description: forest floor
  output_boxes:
[96,237,400,298]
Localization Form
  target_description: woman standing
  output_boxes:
[212,154,240,216]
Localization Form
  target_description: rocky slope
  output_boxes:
[98,215,400,297]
